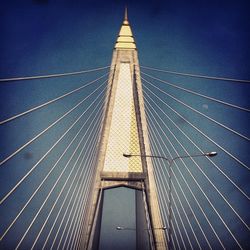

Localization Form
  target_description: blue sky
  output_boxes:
[1,0,250,78]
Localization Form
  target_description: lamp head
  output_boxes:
[123,153,132,158]
[205,152,217,157]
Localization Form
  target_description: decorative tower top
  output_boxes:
[124,6,128,24]
[114,7,136,50]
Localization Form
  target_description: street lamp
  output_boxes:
[123,152,217,162]
[123,151,217,248]
[116,226,167,231]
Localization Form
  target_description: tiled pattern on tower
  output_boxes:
[103,63,142,172]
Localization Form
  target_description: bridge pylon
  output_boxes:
[83,8,167,250]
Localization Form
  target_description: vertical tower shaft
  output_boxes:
[83,9,167,250]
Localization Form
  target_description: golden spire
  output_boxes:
[124,6,128,23]
[115,7,136,50]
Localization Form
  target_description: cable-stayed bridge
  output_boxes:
[0,10,249,250]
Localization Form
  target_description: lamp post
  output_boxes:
[123,151,217,249]
[116,226,167,231]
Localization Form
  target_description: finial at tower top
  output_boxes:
[123,6,129,24]
[124,6,128,21]
[114,7,136,50]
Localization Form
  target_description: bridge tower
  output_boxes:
[84,9,167,250]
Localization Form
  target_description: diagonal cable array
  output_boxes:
[141,67,250,249]
[0,89,106,240]
[0,72,109,125]
[0,68,111,249]
[0,65,110,82]
[141,65,250,83]
[143,80,249,171]
[0,78,108,167]
[16,108,104,250]
[141,75,249,142]
[141,72,250,113]
[146,105,225,249]
[146,102,227,249]
[0,80,108,206]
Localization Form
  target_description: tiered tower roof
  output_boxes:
[115,7,136,49]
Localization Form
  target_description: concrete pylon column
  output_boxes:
[83,9,167,250]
